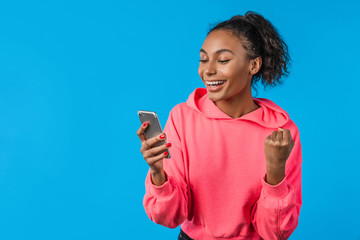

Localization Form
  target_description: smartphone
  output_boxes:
[137,110,171,158]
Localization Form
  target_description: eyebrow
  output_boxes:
[200,48,234,55]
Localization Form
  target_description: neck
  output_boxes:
[213,89,260,119]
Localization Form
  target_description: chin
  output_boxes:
[206,91,223,103]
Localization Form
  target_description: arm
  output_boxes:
[251,127,302,240]
[143,107,189,228]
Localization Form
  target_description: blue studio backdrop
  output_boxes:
[1,0,359,239]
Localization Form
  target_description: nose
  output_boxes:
[204,60,217,76]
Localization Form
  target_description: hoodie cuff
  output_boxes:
[262,173,289,199]
[148,170,173,198]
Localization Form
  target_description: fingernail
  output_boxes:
[159,134,165,139]
[166,143,171,147]
[143,122,148,127]
[163,151,168,156]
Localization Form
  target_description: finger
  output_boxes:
[141,140,151,152]
[147,142,171,156]
[271,130,278,142]
[146,132,167,148]
[280,128,291,143]
[137,122,150,142]
[276,130,283,142]
[147,151,169,166]
[279,127,292,142]
[264,134,271,146]
[278,127,290,134]
[143,148,154,159]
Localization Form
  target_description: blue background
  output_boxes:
[1,0,359,239]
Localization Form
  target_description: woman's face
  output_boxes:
[198,30,256,102]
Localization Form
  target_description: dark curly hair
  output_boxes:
[207,11,291,97]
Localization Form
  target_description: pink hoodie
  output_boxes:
[143,88,302,240]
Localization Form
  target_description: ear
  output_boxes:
[249,57,262,75]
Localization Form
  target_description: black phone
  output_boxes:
[137,110,171,158]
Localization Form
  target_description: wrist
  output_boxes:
[266,163,285,185]
[150,169,167,186]
[150,167,164,176]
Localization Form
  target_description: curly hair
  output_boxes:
[207,11,291,96]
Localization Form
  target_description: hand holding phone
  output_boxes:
[137,110,172,184]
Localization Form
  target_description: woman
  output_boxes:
[137,11,302,240]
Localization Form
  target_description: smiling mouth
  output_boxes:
[205,80,226,87]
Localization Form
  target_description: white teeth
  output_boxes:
[206,80,226,85]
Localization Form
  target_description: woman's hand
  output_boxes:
[264,127,295,185]
[137,122,172,186]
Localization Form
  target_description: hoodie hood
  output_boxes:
[186,88,289,128]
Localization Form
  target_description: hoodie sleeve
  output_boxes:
[143,106,189,228]
[250,125,302,240]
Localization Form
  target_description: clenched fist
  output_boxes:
[264,127,295,185]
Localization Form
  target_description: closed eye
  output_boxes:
[199,60,230,63]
